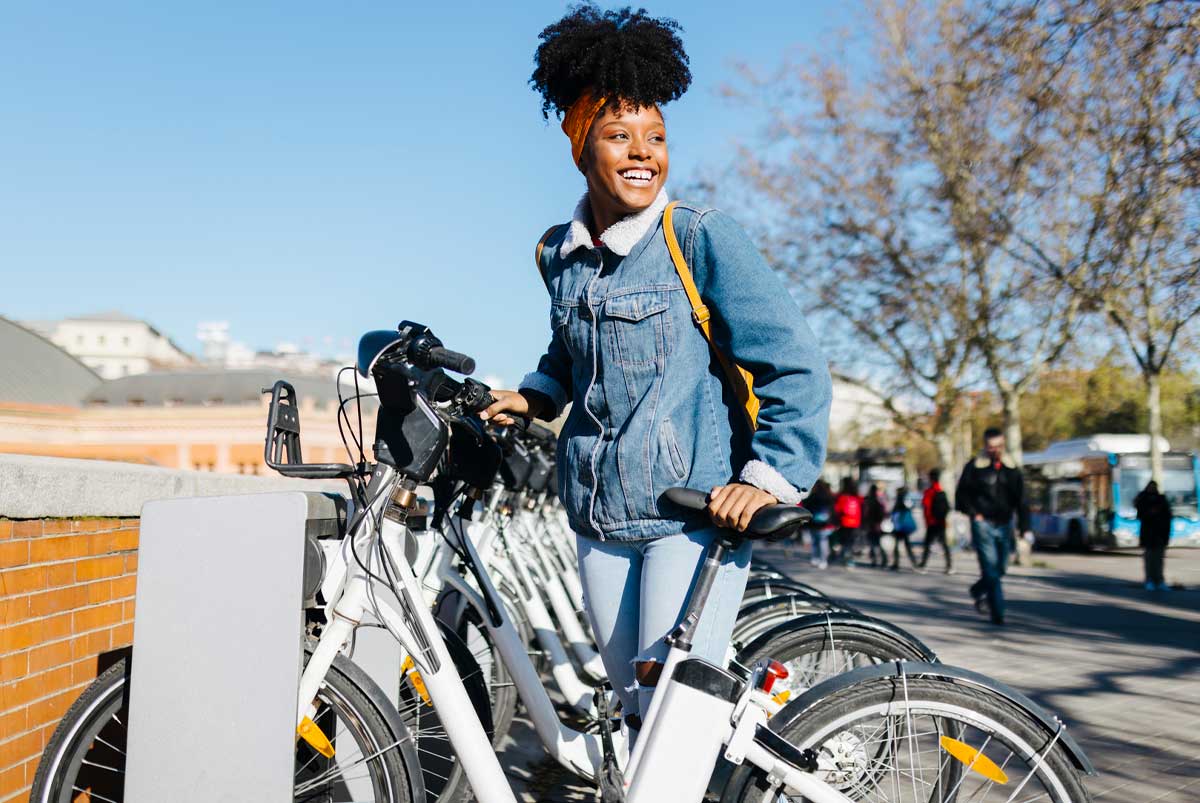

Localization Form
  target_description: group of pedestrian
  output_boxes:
[802,426,1174,629]
[803,473,952,572]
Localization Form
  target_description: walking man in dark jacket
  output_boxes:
[1135,481,1172,591]
[955,428,1031,625]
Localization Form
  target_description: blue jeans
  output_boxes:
[810,527,830,563]
[970,520,1011,621]
[576,527,752,723]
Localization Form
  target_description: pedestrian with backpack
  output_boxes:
[480,5,832,742]
[890,486,921,570]
[920,468,953,573]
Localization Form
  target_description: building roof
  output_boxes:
[0,317,103,406]
[1024,434,1175,465]
[84,368,349,407]
[66,311,146,324]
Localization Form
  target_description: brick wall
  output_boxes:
[0,517,139,803]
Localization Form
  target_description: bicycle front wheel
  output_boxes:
[722,674,1091,802]
[31,650,416,803]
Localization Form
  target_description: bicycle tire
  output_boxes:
[31,649,416,803]
[731,594,841,647]
[735,619,935,697]
[741,577,831,606]
[720,674,1091,802]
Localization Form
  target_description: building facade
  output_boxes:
[34,312,193,379]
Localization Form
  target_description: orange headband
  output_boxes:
[561,90,608,166]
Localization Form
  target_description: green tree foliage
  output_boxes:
[1012,357,1200,453]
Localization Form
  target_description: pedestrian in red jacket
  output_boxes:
[920,468,953,573]
[833,477,864,567]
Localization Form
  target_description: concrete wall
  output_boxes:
[0,455,340,803]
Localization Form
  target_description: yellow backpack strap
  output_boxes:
[663,202,760,428]
[534,224,563,290]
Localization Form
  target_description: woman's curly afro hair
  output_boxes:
[530,4,691,120]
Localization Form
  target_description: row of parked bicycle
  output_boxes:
[32,321,1095,802]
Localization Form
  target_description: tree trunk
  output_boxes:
[1001,391,1024,466]
[935,431,957,505]
[1147,370,1164,484]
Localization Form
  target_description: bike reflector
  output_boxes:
[401,656,432,706]
[297,716,336,758]
[759,660,789,694]
[939,735,1009,784]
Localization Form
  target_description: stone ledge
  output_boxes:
[0,454,343,519]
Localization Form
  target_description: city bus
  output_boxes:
[1022,434,1200,549]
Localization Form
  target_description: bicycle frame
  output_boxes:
[297,462,853,803]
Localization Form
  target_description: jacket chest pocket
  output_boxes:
[604,290,672,366]
[551,301,579,360]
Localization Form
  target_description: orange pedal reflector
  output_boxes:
[939,735,1008,784]
[297,716,335,758]
[401,656,432,705]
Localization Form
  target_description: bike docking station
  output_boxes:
[123,490,353,801]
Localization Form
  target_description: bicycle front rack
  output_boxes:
[263,380,357,480]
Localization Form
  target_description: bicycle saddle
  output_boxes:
[662,487,812,540]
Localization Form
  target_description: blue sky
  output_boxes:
[2,1,850,386]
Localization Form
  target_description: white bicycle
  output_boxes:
[33,321,1096,802]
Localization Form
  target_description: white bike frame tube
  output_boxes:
[368,551,518,802]
[442,538,609,781]
[558,552,587,613]
[506,536,595,713]
[623,641,688,777]
[542,576,606,678]
[518,518,605,677]
[740,742,853,803]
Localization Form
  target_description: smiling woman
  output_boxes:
[479,3,832,742]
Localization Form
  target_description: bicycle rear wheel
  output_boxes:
[721,674,1091,802]
[31,650,416,803]
[735,618,935,697]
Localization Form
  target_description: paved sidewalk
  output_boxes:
[760,542,1200,802]
[492,544,1200,801]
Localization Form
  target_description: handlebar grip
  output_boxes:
[663,487,709,511]
[428,346,476,375]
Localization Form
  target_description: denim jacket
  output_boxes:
[520,190,831,541]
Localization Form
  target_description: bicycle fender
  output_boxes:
[738,611,939,664]
[737,591,853,620]
[769,660,1096,776]
[325,651,428,803]
[744,576,830,601]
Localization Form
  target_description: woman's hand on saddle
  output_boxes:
[708,483,778,532]
[480,389,542,426]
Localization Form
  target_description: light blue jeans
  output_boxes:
[576,527,753,725]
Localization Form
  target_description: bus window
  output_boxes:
[1051,486,1083,515]
[1119,465,1199,516]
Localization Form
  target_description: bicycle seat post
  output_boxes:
[667,536,733,653]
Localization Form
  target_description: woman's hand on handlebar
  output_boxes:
[708,483,778,533]
[480,389,541,426]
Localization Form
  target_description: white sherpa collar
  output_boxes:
[559,189,670,258]
[973,452,1017,470]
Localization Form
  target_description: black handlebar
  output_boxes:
[427,346,475,375]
